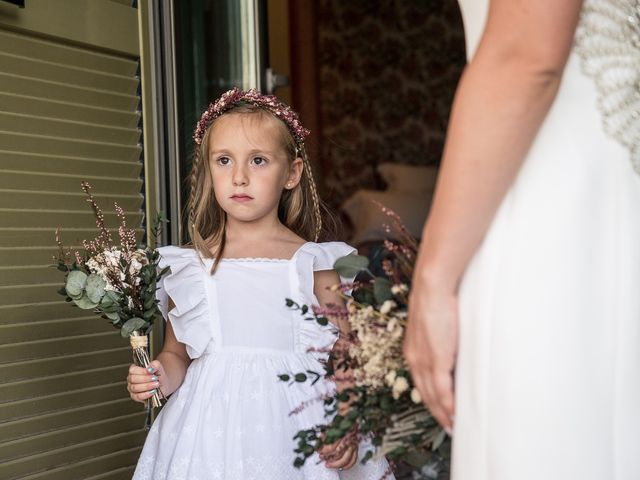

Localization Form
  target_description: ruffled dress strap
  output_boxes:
[156,246,212,359]
[291,241,357,355]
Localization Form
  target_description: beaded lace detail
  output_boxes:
[575,0,640,175]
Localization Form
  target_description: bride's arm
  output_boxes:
[405,0,584,430]
[418,0,583,291]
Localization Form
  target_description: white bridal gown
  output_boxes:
[454,1,640,479]
[132,242,392,480]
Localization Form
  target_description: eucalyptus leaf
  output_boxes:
[65,270,88,298]
[100,290,121,311]
[73,293,98,310]
[85,274,106,303]
[353,287,375,306]
[373,277,393,304]
[121,317,147,338]
[101,301,114,311]
[104,311,119,321]
[339,418,353,430]
[431,428,448,451]
[333,255,369,278]
[143,294,156,310]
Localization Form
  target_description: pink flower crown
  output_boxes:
[193,87,310,147]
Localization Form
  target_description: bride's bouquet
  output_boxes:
[282,207,450,479]
[54,182,170,408]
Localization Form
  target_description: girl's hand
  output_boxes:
[320,435,358,471]
[403,275,459,433]
[126,359,165,403]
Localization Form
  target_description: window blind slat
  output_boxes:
[0,132,141,161]
[0,93,141,128]
[0,317,121,343]
[0,72,140,111]
[9,448,142,480]
[0,301,93,326]
[0,413,142,465]
[0,228,144,248]
[0,191,142,212]
[0,112,141,145]
[0,31,138,76]
[0,398,140,442]
[0,332,126,363]
[0,382,131,423]
[0,347,130,383]
[0,171,143,193]
[0,52,138,95]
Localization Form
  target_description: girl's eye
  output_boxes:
[251,156,267,166]
[217,156,231,166]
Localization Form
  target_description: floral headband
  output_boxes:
[193,87,310,147]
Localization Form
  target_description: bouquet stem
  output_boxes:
[130,331,166,408]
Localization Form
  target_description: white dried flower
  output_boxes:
[103,248,122,268]
[129,259,143,275]
[380,300,397,315]
[391,284,408,295]
[86,257,117,291]
[347,301,357,314]
[392,376,409,399]
[387,317,398,332]
[385,370,397,387]
[410,388,422,404]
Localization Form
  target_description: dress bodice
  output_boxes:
[154,242,356,359]
[458,0,640,174]
[212,260,298,352]
[457,0,488,60]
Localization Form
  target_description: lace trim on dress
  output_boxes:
[575,0,640,175]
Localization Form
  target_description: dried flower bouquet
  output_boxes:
[282,207,450,478]
[54,182,170,409]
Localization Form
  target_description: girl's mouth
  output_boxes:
[231,194,253,203]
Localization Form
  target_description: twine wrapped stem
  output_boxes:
[130,331,166,409]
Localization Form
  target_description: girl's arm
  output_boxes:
[404,0,584,430]
[127,297,191,402]
[314,269,358,470]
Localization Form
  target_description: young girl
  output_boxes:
[128,88,393,479]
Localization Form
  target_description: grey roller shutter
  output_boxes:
[0,1,154,478]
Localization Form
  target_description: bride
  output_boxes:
[404,1,640,479]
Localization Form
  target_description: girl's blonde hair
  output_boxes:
[185,103,336,272]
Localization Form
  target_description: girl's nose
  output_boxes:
[232,166,248,186]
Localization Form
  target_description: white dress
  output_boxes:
[132,242,393,480]
[455,1,640,479]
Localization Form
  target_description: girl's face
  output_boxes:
[208,113,303,224]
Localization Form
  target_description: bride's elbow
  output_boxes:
[473,30,572,86]
[477,45,567,90]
